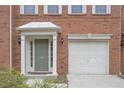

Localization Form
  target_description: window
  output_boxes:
[44,5,62,14]
[93,5,111,14]
[20,5,38,15]
[68,5,86,14]
[50,41,53,67]
[30,41,33,67]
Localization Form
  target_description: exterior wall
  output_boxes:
[0,6,10,70]
[121,6,124,74]
[12,5,121,74]
[121,6,124,33]
[121,35,124,74]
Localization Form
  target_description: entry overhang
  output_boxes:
[18,22,58,76]
[16,22,61,32]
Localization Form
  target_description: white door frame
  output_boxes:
[21,32,57,76]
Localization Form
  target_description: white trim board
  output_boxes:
[21,31,57,36]
[68,34,112,40]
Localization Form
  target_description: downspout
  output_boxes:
[9,5,12,70]
[119,5,122,75]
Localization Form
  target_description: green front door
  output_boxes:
[35,39,48,71]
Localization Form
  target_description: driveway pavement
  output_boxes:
[68,75,124,88]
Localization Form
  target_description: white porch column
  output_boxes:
[53,35,57,75]
[21,35,26,75]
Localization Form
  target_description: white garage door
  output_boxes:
[68,40,109,74]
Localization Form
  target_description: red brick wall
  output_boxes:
[121,6,124,33]
[0,6,10,70]
[121,6,124,74]
[12,5,121,74]
[121,44,124,73]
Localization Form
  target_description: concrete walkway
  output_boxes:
[68,75,124,88]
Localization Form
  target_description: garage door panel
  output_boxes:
[70,63,107,68]
[69,41,108,74]
[70,68,107,74]
[70,66,107,74]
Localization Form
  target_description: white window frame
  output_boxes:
[44,5,62,14]
[20,5,38,15]
[68,5,86,14]
[92,5,111,14]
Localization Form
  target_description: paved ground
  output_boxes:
[68,75,124,88]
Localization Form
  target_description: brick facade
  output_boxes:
[121,6,124,74]
[12,5,121,74]
[0,6,10,70]
[0,5,122,74]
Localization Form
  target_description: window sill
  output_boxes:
[25,74,58,78]
[20,14,39,16]
[28,71,52,74]
[68,14,86,16]
[44,14,62,16]
[92,14,111,16]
